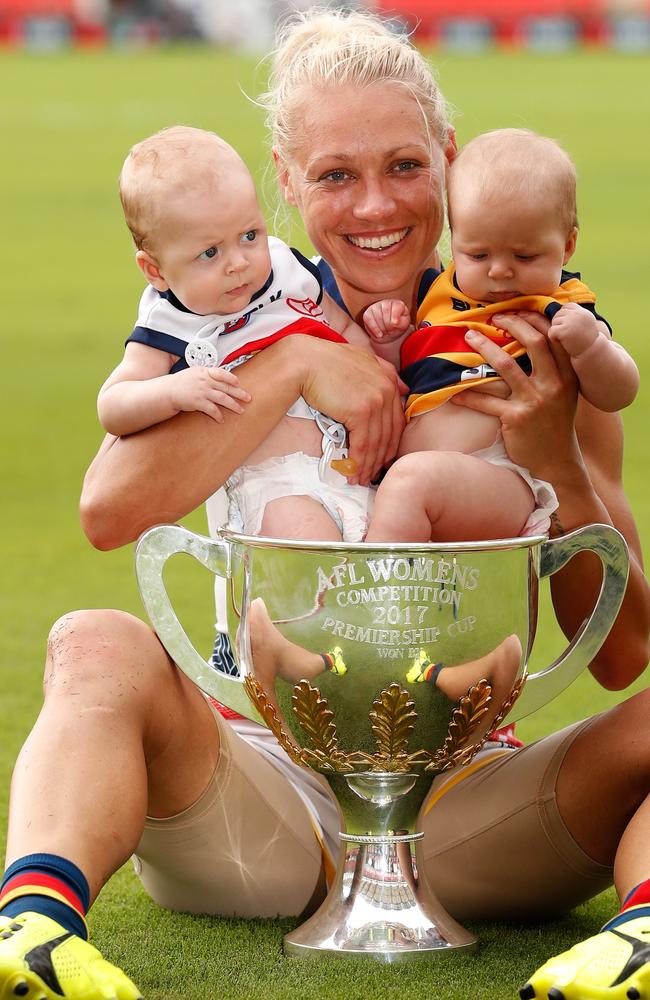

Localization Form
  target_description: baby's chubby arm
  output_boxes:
[97,342,251,436]
[549,302,639,412]
[363,299,414,368]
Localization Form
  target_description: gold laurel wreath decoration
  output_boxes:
[461,673,527,764]
[292,681,338,755]
[425,679,493,772]
[369,683,418,772]
[292,680,354,772]
[243,675,304,767]
[245,672,526,776]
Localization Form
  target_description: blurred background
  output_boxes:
[1,0,650,51]
[1,2,648,997]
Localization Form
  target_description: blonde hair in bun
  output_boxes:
[260,7,451,163]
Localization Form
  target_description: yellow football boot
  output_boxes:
[406,649,442,685]
[520,912,650,1000]
[325,647,347,676]
[0,912,143,1000]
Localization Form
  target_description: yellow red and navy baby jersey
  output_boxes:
[402,262,603,422]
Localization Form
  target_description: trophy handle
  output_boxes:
[506,523,629,723]
[135,524,262,723]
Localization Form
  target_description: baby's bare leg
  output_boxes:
[365,451,534,543]
[261,495,343,542]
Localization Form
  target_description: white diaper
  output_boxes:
[471,434,558,536]
[226,452,375,542]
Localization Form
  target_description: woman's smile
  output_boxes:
[346,228,410,250]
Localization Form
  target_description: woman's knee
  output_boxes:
[44,609,168,694]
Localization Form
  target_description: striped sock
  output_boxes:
[0,854,90,940]
[421,661,443,684]
[602,878,650,932]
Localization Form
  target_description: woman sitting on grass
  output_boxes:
[0,9,648,1000]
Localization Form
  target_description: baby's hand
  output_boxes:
[548,302,600,357]
[363,299,413,342]
[168,366,251,423]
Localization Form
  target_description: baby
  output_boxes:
[363,127,639,543]
[99,125,374,544]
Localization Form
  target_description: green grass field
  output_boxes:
[1,43,649,999]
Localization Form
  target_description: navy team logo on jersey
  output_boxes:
[286,297,325,320]
[222,314,251,334]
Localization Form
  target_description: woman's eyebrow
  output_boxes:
[307,153,353,168]
[307,144,430,170]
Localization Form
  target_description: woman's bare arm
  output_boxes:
[81,336,404,550]
[454,316,650,689]
[546,401,649,689]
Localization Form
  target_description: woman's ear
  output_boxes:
[135,250,170,291]
[445,126,458,166]
[273,147,297,206]
[563,227,578,264]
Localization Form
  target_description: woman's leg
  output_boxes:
[433,633,522,706]
[5,609,221,899]
[0,609,222,997]
[365,450,534,543]
[554,690,650,899]
[522,692,650,999]
[247,597,338,686]
[420,693,650,916]
[133,703,328,920]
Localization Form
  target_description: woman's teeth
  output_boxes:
[348,229,409,250]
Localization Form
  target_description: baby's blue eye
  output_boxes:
[199,246,218,260]
[242,230,257,243]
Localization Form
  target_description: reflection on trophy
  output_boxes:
[136,525,628,961]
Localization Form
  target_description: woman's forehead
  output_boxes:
[290,82,433,165]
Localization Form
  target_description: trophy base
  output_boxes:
[283,832,478,962]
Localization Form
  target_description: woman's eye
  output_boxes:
[321,169,349,183]
[199,246,218,260]
[242,230,257,243]
[393,160,419,173]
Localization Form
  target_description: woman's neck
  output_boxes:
[332,252,442,325]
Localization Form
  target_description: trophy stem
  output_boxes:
[283,830,477,961]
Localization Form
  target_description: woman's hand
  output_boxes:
[452,311,650,688]
[299,341,405,485]
[81,336,404,548]
[453,311,582,483]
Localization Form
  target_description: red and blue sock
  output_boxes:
[602,878,650,932]
[0,853,90,940]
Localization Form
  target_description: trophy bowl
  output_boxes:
[135,525,628,962]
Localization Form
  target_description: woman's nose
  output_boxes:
[352,178,396,221]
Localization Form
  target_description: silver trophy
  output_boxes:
[135,525,628,961]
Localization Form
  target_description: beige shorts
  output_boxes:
[133,709,612,920]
